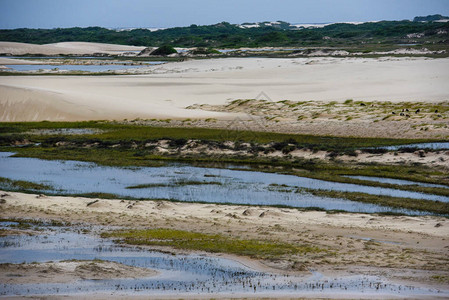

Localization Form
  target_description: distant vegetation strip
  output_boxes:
[1,19,448,48]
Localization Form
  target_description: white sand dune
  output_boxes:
[1,56,448,122]
[0,83,240,121]
[0,41,145,55]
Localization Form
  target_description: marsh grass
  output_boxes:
[2,145,448,197]
[0,121,439,150]
[0,177,53,192]
[299,188,449,215]
[101,228,323,259]
[127,180,222,189]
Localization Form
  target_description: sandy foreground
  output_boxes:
[1,56,448,122]
[1,190,448,291]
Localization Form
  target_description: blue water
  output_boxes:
[0,152,446,215]
[378,142,449,151]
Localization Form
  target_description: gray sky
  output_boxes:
[1,0,448,29]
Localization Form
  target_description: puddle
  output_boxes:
[344,175,449,189]
[0,222,445,297]
[26,128,104,135]
[377,142,449,151]
[0,152,447,215]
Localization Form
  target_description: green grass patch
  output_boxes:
[101,228,323,259]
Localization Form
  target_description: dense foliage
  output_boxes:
[0,19,448,48]
[150,45,177,55]
[413,14,449,22]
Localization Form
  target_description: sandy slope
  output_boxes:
[1,56,448,122]
[0,84,240,121]
[0,41,145,55]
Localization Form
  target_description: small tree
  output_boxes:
[151,45,177,56]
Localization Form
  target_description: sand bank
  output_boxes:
[1,57,448,122]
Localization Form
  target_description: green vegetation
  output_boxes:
[150,45,177,56]
[127,180,222,189]
[413,14,449,22]
[191,47,221,55]
[430,274,449,284]
[0,177,53,192]
[300,188,449,215]
[0,121,439,150]
[0,19,448,49]
[101,228,323,259]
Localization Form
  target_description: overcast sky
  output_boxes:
[1,0,448,29]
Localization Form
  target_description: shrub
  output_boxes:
[151,45,177,56]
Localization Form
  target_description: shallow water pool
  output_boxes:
[1,152,447,215]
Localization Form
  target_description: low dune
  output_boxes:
[0,83,242,121]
